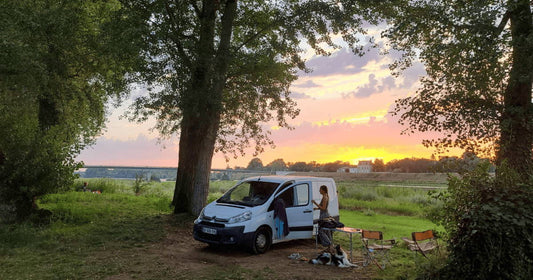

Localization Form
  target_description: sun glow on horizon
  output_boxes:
[223,143,444,168]
[310,109,389,126]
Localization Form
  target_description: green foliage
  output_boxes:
[0,0,142,221]
[340,209,443,242]
[433,163,533,279]
[0,179,173,279]
[246,158,264,170]
[264,158,287,171]
[120,0,396,214]
[386,1,509,155]
[338,209,447,279]
[1,178,449,279]
[337,181,443,217]
[75,179,128,194]
[132,173,150,195]
[386,0,532,176]
[206,180,235,204]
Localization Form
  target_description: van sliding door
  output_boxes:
[276,183,313,240]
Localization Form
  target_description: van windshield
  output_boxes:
[217,181,279,207]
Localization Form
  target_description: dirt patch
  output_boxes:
[158,220,372,279]
[100,216,375,280]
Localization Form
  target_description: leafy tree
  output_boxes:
[432,164,533,279]
[288,161,312,172]
[434,156,462,173]
[123,0,385,215]
[381,1,532,277]
[0,0,139,221]
[133,173,150,195]
[307,161,322,172]
[387,0,532,180]
[320,161,350,172]
[386,158,435,173]
[372,159,386,172]
[246,158,264,171]
[265,158,287,171]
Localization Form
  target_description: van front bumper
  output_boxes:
[193,222,248,245]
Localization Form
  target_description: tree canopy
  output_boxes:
[121,0,388,215]
[265,159,288,171]
[380,1,532,277]
[246,158,264,170]
[386,0,532,178]
[0,0,140,221]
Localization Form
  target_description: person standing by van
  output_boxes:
[313,185,332,248]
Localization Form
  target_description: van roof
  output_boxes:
[241,175,333,184]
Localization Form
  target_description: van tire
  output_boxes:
[249,227,271,254]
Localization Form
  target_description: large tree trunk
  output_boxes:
[497,0,533,180]
[172,0,237,215]
[172,112,219,215]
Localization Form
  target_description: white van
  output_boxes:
[193,176,339,254]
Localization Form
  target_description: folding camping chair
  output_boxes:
[402,229,439,259]
[361,230,396,270]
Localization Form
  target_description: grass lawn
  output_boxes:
[0,192,172,280]
[1,176,448,279]
[325,210,445,279]
[339,210,444,240]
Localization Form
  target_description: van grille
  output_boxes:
[199,221,225,228]
[202,215,229,223]
[197,231,221,242]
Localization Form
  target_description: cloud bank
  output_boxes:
[78,43,443,169]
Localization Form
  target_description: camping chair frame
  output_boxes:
[402,230,439,259]
[361,230,396,270]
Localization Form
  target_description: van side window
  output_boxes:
[294,184,309,206]
[278,187,294,207]
[278,184,309,207]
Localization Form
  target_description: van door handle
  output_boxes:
[303,210,312,213]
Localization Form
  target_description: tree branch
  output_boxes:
[213,0,237,93]
[235,26,272,53]
[496,10,511,35]
[165,1,193,69]
[191,1,201,17]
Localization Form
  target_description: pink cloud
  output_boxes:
[77,134,178,167]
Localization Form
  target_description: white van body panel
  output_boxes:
[193,176,339,251]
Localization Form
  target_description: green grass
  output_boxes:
[207,180,236,203]
[338,210,444,239]
[329,210,446,280]
[337,181,444,217]
[0,190,173,280]
[1,177,448,279]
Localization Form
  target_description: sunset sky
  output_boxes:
[77,32,460,169]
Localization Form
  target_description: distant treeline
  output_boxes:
[78,153,494,181]
[78,167,272,181]
[79,168,176,181]
[242,153,495,173]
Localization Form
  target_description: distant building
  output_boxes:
[338,167,358,173]
[337,160,373,173]
[358,160,372,173]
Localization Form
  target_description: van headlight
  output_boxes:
[228,211,251,224]
[194,208,205,224]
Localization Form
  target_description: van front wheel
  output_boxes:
[249,227,271,254]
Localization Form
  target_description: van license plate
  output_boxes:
[202,227,217,235]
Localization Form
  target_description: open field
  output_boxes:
[1,174,448,279]
[291,171,451,185]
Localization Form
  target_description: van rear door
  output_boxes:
[275,182,313,240]
[311,180,339,220]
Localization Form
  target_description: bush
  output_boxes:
[434,163,533,279]
[132,174,150,195]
